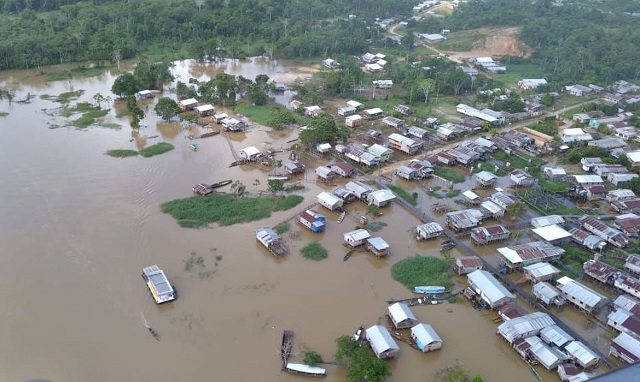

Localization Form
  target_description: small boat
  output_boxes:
[147,326,161,341]
[414,286,447,294]
[440,241,456,251]
[268,175,289,181]
[353,325,365,342]
[210,179,233,189]
[343,250,354,262]
[189,144,198,151]
[200,131,220,139]
[229,160,248,167]
[285,363,326,378]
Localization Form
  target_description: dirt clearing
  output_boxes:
[443,27,533,59]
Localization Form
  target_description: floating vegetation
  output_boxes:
[366,221,388,232]
[40,90,85,103]
[301,242,328,261]
[391,255,453,290]
[161,193,304,228]
[139,142,174,157]
[106,149,138,158]
[275,221,291,234]
[184,252,214,279]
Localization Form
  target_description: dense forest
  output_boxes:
[0,0,416,70]
[418,0,640,84]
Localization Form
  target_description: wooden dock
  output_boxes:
[387,296,443,307]
[281,330,294,369]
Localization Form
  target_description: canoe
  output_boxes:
[189,144,198,151]
[414,286,447,294]
[344,250,354,262]
[210,179,232,189]
[268,175,289,181]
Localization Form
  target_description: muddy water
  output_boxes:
[1,62,545,382]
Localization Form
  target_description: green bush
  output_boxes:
[106,149,139,157]
[386,184,417,205]
[301,242,328,261]
[139,142,174,157]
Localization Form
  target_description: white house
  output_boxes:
[365,325,400,359]
[344,229,371,247]
[317,191,343,211]
[411,324,443,352]
[387,302,418,329]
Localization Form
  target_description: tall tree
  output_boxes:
[154,97,181,121]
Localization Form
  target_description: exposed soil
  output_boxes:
[445,27,533,60]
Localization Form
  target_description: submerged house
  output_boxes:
[329,161,357,178]
[298,210,326,233]
[239,146,261,161]
[387,302,418,329]
[467,270,515,309]
[194,104,215,117]
[317,191,343,211]
[178,98,198,111]
[396,165,419,180]
[315,166,336,183]
[256,227,288,257]
[284,161,305,175]
[366,237,390,257]
[331,186,356,203]
[532,282,566,307]
[365,325,400,359]
[344,229,371,248]
[497,312,555,344]
[446,209,483,231]
[367,189,396,207]
[345,181,374,201]
[411,324,443,353]
[455,256,483,275]
[416,222,444,240]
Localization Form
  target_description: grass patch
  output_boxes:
[275,221,291,234]
[161,193,304,228]
[139,142,175,158]
[284,184,305,193]
[488,62,546,88]
[391,255,453,290]
[366,221,388,232]
[106,149,139,158]
[427,185,444,198]
[235,102,311,127]
[387,184,418,205]
[45,65,106,82]
[491,149,544,168]
[0,112,8,117]
[439,31,486,52]
[73,109,110,128]
[446,189,461,198]
[301,242,328,261]
[434,167,466,184]
[474,161,508,176]
[538,179,570,192]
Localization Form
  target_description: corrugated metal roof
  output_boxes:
[366,325,399,355]
[523,262,560,279]
[411,323,442,346]
[558,278,606,309]
[533,281,562,300]
[574,175,604,183]
[614,295,640,315]
[388,302,416,323]
[344,229,371,241]
[367,237,389,251]
[417,222,443,234]
[612,332,640,362]
[480,200,504,214]
[524,336,566,370]
[565,341,599,366]
[462,190,480,200]
[532,225,572,241]
[369,189,396,203]
[497,312,555,343]
[476,170,498,181]
[540,325,574,347]
[467,270,514,307]
[317,191,342,206]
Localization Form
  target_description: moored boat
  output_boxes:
[142,265,177,304]
[343,250,354,262]
[285,363,326,378]
[413,286,447,294]
[189,143,198,151]
[210,179,233,189]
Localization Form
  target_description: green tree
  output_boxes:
[154,97,181,121]
[303,351,323,366]
[248,86,268,105]
[419,78,435,104]
[473,374,484,382]
[268,179,284,193]
[335,336,391,382]
[111,73,141,98]
[299,112,349,148]
[176,81,198,100]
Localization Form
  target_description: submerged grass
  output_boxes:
[45,66,106,82]
[391,255,452,290]
[106,149,139,158]
[139,142,175,157]
[301,242,328,261]
[434,167,466,184]
[386,183,418,205]
[275,221,291,234]
[41,90,85,103]
[161,193,304,228]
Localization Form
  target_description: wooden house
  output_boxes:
[570,227,606,251]
[468,270,515,309]
[407,126,429,140]
[388,133,422,155]
[344,229,371,248]
[394,104,411,116]
[446,209,483,231]
[367,189,396,207]
[510,169,535,187]
[329,161,357,178]
[556,276,607,313]
[497,241,565,270]
[407,160,434,178]
[304,105,323,117]
[134,90,153,100]
[178,98,198,111]
[239,146,261,161]
[475,171,498,187]
[455,256,483,275]
[396,165,419,180]
[382,116,404,130]
[368,144,393,162]
[345,114,363,128]
[345,181,374,201]
[416,222,444,240]
[256,227,288,257]
[213,112,228,123]
[532,282,566,306]
[523,262,560,283]
[317,191,343,211]
[338,106,357,117]
[284,161,305,175]
[410,324,443,353]
[624,254,640,276]
[470,225,511,245]
[367,237,390,257]
[315,166,335,183]
[298,210,326,233]
[331,186,356,203]
[564,341,599,369]
[192,183,214,196]
[580,216,629,248]
[194,104,215,117]
[610,332,640,364]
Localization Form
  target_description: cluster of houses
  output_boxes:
[362,301,443,359]
[171,97,246,130]
[444,187,522,231]
[314,179,397,210]
[468,57,507,74]
[360,52,388,74]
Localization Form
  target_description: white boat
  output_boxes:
[285,363,326,377]
[413,286,446,294]
[142,265,177,304]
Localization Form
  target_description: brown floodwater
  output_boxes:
[0,60,566,382]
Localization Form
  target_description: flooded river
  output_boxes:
[0,60,555,381]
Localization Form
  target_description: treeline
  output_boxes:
[0,0,417,71]
[418,0,640,84]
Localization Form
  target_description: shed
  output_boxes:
[363,108,384,118]
[316,143,332,154]
[610,332,640,364]
[565,341,599,368]
[194,104,215,116]
[532,282,566,306]
[532,225,573,244]
[298,210,326,233]
[416,222,444,240]
[387,302,417,329]
[523,262,560,283]
[317,191,343,211]
[467,270,515,309]
[192,183,214,196]
[540,325,574,348]
[344,229,371,247]
[455,256,483,275]
[366,237,390,257]
[345,181,374,200]
[365,325,400,359]
[411,324,443,352]
[497,312,555,344]
[239,146,261,161]
[367,189,396,207]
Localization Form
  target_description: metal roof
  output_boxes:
[540,325,574,347]
[614,295,640,315]
[523,336,566,370]
[475,170,498,181]
[523,262,560,279]
[365,325,399,355]
[240,146,260,157]
[369,143,393,156]
[317,191,342,205]
[369,189,396,203]
[558,278,606,309]
[462,190,480,200]
[364,107,383,115]
[574,175,604,183]
[344,229,371,241]
[497,312,555,343]
[612,332,640,362]
[285,363,326,375]
[388,302,416,323]
[497,241,565,265]
[195,104,215,112]
[411,323,442,346]
[345,181,374,196]
[533,281,562,300]
[532,224,572,242]
[467,270,515,306]
[531,215,565,228]
[565,341,599,366]
[315,166,334,177]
